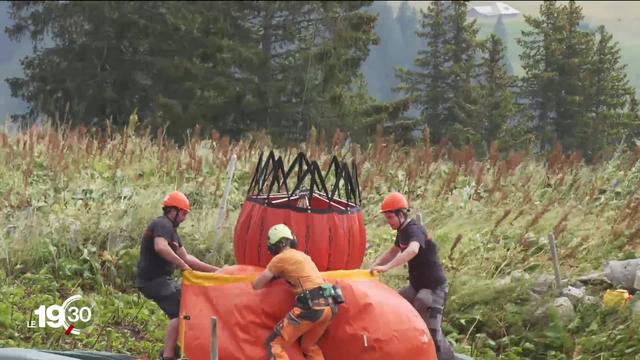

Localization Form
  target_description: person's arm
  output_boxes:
[371,241,420,274]
[176,247,220,272]
[253,269,275,290]
[369,245,400,269]
[154,237,191,271]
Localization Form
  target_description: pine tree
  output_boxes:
[518,0,635,156]
[6,2,380,142]
[554,1,593,151]
[395,1,481,147]
[4,1,260,136]
[582,25,634,155]
[396,1,420,71]
[478,34,516,148]
[444,1,482,147]
[395,1,448,141]
[361,1,403,101]
[239,2,379,141]
[627,95,640,142]
[493,15,514,75]
[518,1,581,151]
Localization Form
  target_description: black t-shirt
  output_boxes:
[136,216,182,284]
[394,219,447,291]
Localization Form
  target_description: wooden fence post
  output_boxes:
[548,233,562,290]
[215,153,237,245]
[210,316,218,360]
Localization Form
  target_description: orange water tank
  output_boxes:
[178,265,437,360]
[234,151,367,271]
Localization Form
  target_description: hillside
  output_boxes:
[1,125,639,358]
[383,1,640,97]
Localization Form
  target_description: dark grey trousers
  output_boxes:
[400,284,455,360]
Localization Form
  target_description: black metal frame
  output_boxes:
[246,151,361,210]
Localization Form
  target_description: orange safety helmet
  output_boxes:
[163,191,191,213]
[380,192,409,213]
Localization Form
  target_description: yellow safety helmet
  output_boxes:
[267,224,296,254]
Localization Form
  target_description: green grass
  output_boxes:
[1,124,639,358]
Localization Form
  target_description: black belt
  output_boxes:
[296,284,345,309]
[310,297,335,307]
[305,286,329,301]
[296,285,335,309]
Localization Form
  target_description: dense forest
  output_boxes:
[2,1,639,158]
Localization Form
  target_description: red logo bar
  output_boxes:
[64,325,74,335]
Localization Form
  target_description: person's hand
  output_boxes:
[214,265,229,273]
[180,263,192,271]
[209,266,221,273]
[369,265,388,276]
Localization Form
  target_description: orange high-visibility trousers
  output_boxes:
[266,304,336,360]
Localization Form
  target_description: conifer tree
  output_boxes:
[493,15,514,75]
[518,1,636,155]
[554,1,593,151]
[395,1,448,141]
[518,1,593,151]
[445,1,482,146]
[5,1,381,142]
[396,1,481,146]
[361,1,402,101]
[582,25,635,155]
[478,34,516,148]
[396,1,420,71]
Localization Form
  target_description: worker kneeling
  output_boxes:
[253,224,344,360]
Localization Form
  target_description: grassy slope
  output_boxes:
[0,125,639,358]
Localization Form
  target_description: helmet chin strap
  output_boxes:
[166,208,180,227]
[393,212,409,230]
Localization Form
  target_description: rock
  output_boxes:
[571,281,585,289]
[634,269,640,291]
[497,270,531,286]
[496,276,511,286]
[560,286,585,305]
[531,275,568,295]
[553,297,576,324]
[603,259,640,288]
[576,272,611,287]
[510,270,530,282]
[532,275,556,295]
[534,297,576,325]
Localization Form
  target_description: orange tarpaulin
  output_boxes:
[179,265,436,360]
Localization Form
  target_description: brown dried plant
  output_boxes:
[547,142,564,174]
[506,150,524,174]
[489,141,500,168]
[490,209,512,236]
[553,210,571,239]
[524,201,554,235]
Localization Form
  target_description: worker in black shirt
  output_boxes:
[369,192,454,360]
[136,191,220,360]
